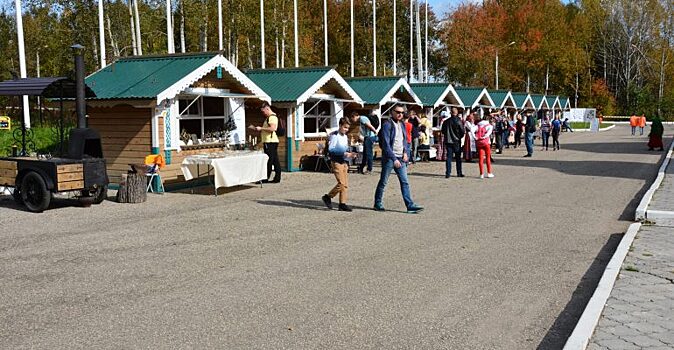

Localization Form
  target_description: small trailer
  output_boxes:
[0,45,109,212]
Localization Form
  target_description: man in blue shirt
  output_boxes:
[351,112,378,175]
[374,105,424,214]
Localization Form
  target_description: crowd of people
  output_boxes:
[318,105,573,213]
[251,102,665,214]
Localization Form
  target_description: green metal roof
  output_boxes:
[531,94,547,109]
[546,96,558,109]
[86,52,218,99]
[455,87,493,107]
[511,93,530,108]
[245,67,333,103]
[345,76,403,105]
[559,96,570,108]
[411,83,447,107]
[488,90,514,108]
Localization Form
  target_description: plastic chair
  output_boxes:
[144,154,165,193]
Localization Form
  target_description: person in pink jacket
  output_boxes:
[472,115,494,178]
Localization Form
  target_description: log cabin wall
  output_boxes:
[88,105,153,184]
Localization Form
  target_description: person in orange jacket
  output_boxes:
[629,115,638,135]
[639,114,647,135]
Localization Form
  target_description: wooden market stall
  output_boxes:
[245,67,363,171]
[511,92,536,113]
[530,94,550,118]
[547,96,562,115]
[488,90,517,114]
[454,87,496,118]
[560,96,571,111]
[344,76,422,123]
[85,52,271,185]
[411,83,464,128]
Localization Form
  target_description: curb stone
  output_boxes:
[562,223,642,350]
[564,134,674,349]
[635,137,674,221]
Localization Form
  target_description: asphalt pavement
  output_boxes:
[0,125,670,349]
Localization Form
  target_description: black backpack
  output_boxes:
[272,116,286,137]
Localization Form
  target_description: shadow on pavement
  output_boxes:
[0,195,90,212]
[494,158,655,180]
[537,232,623,350]
[256,199,408,213]
[560,142,655,155]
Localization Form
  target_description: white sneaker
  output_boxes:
[480,174,484,179]
[487,173,495,178]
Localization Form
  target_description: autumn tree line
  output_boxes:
[0,0,673,119]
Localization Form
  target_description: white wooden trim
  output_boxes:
[296,69,363,106]
[157,55,271,104]
[380,78,423,107]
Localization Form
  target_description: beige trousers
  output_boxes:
[328,162,349,203]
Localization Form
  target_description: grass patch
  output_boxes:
[624,266,640,272]
[568,121,613,129]
[642,253,653,257]
[0,126,70,157]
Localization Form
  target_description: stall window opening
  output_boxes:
[303,100,332,135]
[178,97,229,140]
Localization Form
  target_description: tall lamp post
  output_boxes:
[495,41,515,90]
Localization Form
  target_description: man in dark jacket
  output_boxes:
[374,104,424,214]
[441,107,466,178]
[524,113,536,157]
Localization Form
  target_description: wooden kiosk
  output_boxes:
[85,52,271,185]
[245,67,363,171]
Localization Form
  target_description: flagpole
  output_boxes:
[409,0,413,81]
[372,0,377,76]
[294,0,298,67]
[350,0,354,76]
[133,0,142,55]
[424,0,428,82]
[98,0,106,68]
[218,0,223,50]
[167,0,174,53]
[323,0,328,66]
[393,0,396,76]
[14,0,30,129]
[260,0,265,68]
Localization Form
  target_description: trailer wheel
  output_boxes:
[92,185,108,204]
[20,171,51,213]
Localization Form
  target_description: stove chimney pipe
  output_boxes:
[71,44,87,129]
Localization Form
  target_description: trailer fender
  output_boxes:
[16,168,55,192]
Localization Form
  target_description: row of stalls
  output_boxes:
[83,51,571,186]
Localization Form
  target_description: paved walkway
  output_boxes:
[588,145,674,350]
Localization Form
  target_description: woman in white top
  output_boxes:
[472,115,494,178]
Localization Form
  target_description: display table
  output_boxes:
[181,151,269,193]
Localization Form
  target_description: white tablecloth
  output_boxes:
[181,152,269,189]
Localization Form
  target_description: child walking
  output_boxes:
[322,117,356,212]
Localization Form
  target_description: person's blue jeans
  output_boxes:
[525,132,534,155]
[503,130,510,148]
[374,157,413,209]
[542,131,550,149]
[445,143,462,177]
[359,136,376,172]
